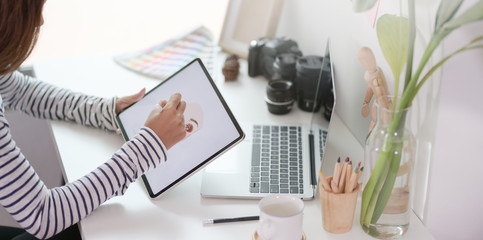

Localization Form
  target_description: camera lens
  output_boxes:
[265,80,295,115]
[272,53,297,82]
[259,38,303,80]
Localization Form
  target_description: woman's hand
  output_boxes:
[145,93,187,150]
[115,88,146,114]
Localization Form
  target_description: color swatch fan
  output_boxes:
[114,26,217,80]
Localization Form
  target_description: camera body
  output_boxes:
[248,37,302,80]
[248,37,332,118]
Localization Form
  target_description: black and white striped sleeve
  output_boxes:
[0,71,119,131]
[0,72,169,239]
[0,108,167,238]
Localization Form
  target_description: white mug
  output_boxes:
[257,194,304,240]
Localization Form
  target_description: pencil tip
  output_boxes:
[345,157,350,162]
[337,157,340,163]
[360,166,364,171]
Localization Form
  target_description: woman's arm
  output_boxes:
[0,103,166,238]
[0,71,119,131]
[0,72,186,239]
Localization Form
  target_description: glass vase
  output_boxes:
[360,96,416,239]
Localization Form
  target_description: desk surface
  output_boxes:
[33,54,434,240]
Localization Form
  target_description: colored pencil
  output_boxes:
[319,170,332,192]
[347,165,359,193]
[333,157,342,186]
[349,165,364,192]
[338,160,348,191]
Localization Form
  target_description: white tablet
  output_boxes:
[116,59,244,198]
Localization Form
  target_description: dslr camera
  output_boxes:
[248,37,303,80]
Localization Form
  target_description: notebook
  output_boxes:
[200,41,335,200]
[116,58,244,198]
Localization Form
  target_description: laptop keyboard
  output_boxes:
[249,125,304,194]
[319,129,328,159]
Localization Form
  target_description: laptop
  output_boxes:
[201,41,335,200]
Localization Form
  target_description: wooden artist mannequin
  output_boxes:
[357,47,391,132]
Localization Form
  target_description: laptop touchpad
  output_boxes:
[205,140,250,173]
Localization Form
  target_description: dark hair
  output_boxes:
[0,0,45,76]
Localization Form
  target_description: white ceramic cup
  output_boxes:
[257,194,304,240]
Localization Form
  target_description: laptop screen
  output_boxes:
[306,40,334,186]
[319,38,369,176]
[309,39,334,134]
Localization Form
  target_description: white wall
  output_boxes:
[425,1,483,239]
[25,0,228,65]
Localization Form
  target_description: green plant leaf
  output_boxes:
[438,0,483,39]
[361,153,392,227]
[352,0,378,13]
[371,139,405,224]
[434,0,463,33]
[377,14,408,84]
[411,35,483,103]
[403,0,416,99]
[470,35,483,44]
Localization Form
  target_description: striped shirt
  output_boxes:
[0,71,167,239]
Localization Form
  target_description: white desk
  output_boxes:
[33,53,434,240]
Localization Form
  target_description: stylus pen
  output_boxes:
[203,215,259,225]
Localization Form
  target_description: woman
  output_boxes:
[0,1,187,239]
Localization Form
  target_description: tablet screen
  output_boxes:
[116,59,244,198]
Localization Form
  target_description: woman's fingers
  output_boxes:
[160,100,168,108]
[115,88,146,114]
[165,93,182,109]
[145,93,187,150]
[177,100,186,114]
